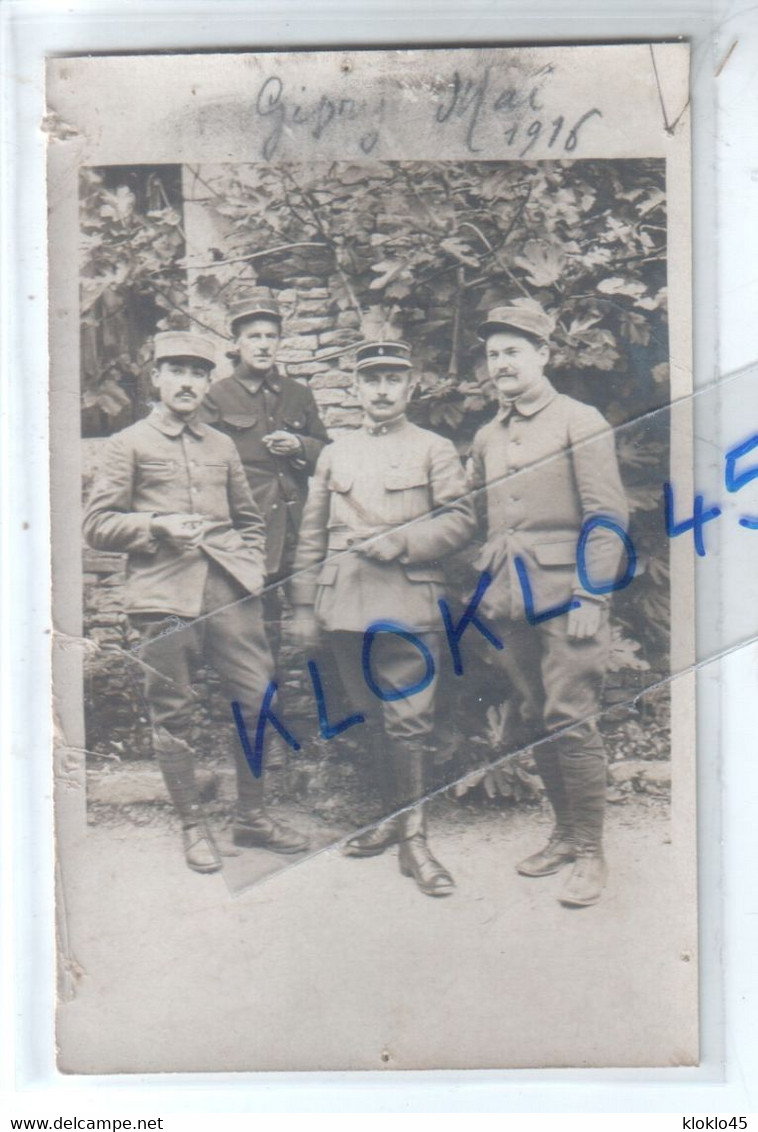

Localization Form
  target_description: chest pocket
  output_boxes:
[137,459,176,484]
[329,470,353,494]
[384,463,430,522]
[200,460,228,490]
[532,540,577,568]
[384,464,428,491]
[327,470,353,528]
[282,414,305,432]
[219,413,258,432]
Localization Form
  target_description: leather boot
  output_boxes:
[232,727,310,854]
[394,742,455,898]
[153,725,221,875]
[344,735,399,858]
[558,846,607,906]
[517,743,576,876]
[516,827,575,877]
[233,810,310,853]
[557,744,607,906]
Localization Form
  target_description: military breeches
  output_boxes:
[130,563,274,738]
[261,517,299,662]
[327,629,440,744]
[490,611,611,846]
[490,611,611,755]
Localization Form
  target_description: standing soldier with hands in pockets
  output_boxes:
[469,304,629,907]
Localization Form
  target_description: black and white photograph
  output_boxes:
[49,44,697,1072]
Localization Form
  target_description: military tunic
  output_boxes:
[291,414,475,742]
[83,405,268,618]
[83,403,273,735]
[468,377,629,765]
[202,362,329,578]
[468,378,629,622]
[291,415,475,631]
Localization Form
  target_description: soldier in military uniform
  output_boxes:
[468,305,629,907]
[202,288,329,659]
[291,342,476,898]
[84,331,309,875]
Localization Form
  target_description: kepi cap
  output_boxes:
[477,304,555,343]
[228,287,282,336]
[355,341,412,371]
[153,330,216,368]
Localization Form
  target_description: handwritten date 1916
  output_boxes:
[434,67,602,154]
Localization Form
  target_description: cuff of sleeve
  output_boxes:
[288,437,307,466]
[141,514,161,554]
[290,582,318,606]
[391,532,412,563]
[572,588,609,606]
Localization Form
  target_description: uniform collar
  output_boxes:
[497,377,556,422]
[147,403,206,439]
[363,413,409,438]
[233,361,282,395]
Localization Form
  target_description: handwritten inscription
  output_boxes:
[255,76,385,159]
[253,65,602,160]
[434,67,602,155]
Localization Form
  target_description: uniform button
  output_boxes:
[271,504,278,511]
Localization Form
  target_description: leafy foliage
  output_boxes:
[79,168,188,432]
[195,159,668,434]
[80,159,672,751]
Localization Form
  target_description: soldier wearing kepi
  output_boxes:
[291,341,476,897]
[202,288,329,658]
[83,331,309,874]
[468,305,629,907]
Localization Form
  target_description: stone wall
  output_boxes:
[249,280,364,436]
[182,164,368,439]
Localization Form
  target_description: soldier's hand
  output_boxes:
[567,601,603,640]
[290,607,320,651]
[262,430,302,456]
[150,513,206,549]
[247,567,266,598]
[357,531,406,563]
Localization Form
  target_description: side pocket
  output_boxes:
[532,540,577,568]
[317,561,340,586]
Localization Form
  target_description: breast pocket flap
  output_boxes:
[328,471,353,494]
[384,464,428,491]
[221,413,258,431]
[137,459,175,474]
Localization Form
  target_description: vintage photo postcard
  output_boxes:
[48,43,696,1071]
